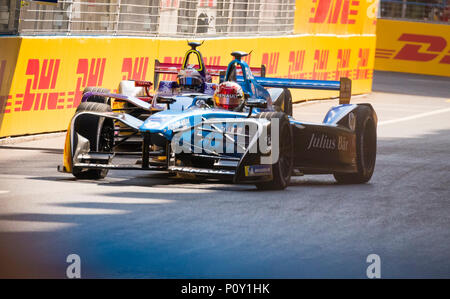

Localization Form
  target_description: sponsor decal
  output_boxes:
[245,165,272,177]
[307,133,336,150]
[168,118,190,131]
[306,133,349,151]
[216,93,240,99]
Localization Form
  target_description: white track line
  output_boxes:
[379,107,450,126]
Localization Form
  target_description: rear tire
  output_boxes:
[82,86,110,104]
[334,106,377,184]
[72,102,113,179]
[253,112,294,190]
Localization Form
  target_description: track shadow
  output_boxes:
[1,129,450,278]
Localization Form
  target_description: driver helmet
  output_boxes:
[213,81,245,111]
[177,66,204,92]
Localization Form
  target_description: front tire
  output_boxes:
[334,106,377,184]
[72,102,114,179]
[253,112,294,190]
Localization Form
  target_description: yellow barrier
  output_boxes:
[0,35,376,137]
[374,19,450,77]
[0,0,378,138]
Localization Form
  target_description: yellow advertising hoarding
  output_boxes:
[0,0,377,137]
[374,19,450,77]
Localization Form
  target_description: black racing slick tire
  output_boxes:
[253,112,294,190]
[72,102,114,180]
[273,89,293,117]
[334,106,377,184]
[82,86,110,104]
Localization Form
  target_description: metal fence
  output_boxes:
[380,0,450,23]
[0,0,20,34]
[1,0,296,36]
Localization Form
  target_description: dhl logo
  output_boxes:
[8,58,63,113]
[3,57,108,114]
[355,48,371,79]
[286,48,372,80]
[335,49,351,79]
[313,49,330,80]
[74,58,107,106]
[376,33,450,64]
[262,52,280,75]
[288,50,306,78]
[122,57,149,81]
[309,0,360,25]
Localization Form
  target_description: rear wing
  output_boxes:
[228,75,352,105]
[154,59,266,86]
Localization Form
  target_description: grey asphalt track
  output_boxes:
[0,71,449,278]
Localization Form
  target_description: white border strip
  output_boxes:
[378,107,450,126]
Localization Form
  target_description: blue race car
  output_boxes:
[58,49,377,190]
